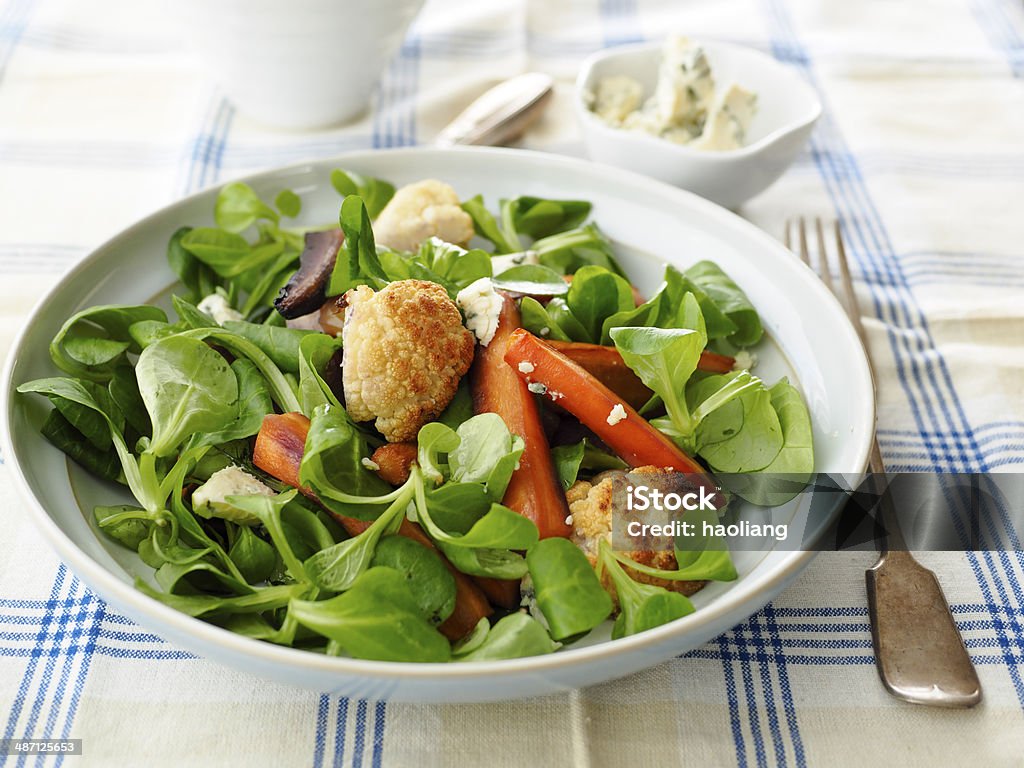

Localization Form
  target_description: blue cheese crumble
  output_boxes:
[192,466,275,526]
[592,36,757,151]
[197,293,244,325]
[456,277,503,347]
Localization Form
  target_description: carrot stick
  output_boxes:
[254,413,492,640]
[470,295,572,540]
[545,340,653,410]
[503,330,714,489]
[698,349,735,374]
[471,577,521,610]
[253,412,311,491]
[548,339,733,382]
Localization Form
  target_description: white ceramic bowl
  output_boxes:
[167,0,425,129]
[575,41,822,209]
[0,147,871,703]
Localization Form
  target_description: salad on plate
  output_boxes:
[17,171,813,663]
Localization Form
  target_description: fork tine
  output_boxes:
[814,218,834,295]
[783,218,792,250]
[831,220,871,353]
[796,217,811,266]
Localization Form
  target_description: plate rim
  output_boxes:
[0,145,873,683]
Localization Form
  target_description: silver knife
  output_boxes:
[435,72,554,147]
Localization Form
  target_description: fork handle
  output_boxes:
[866,550,981,707]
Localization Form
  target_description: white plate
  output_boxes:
[0,147,873,703]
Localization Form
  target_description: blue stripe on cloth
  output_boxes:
[746,613,786,767]
[351,699,368,768]
[12,575,104,768]
[2,565,66,747]
[313,695,330,768]
[969,0,1024,77]
[333,697,349,768]
[33,582,86,761]
[196,99,236,191]
[52,587,103,768]
[0,0,37,86]
[371,701,385,768]
[717,633,747,768]
[736,632,768,768]
[763,604,806,767]
[600,0,644,47]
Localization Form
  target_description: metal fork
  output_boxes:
[785,218,982,708]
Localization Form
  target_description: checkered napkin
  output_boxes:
[1,0,1023,765]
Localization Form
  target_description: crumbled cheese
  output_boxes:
[527,381,548,395]
[361,458,380,471]
[732,349,758,371]
[591,36,757,151]
[191,466,275,526]
[539,327,550,337]
[593,75,645,125]
[688,83,758,151]
[518,361,535,374]
[565,514,574,526]
[197,293,243,325]
[548,390,564,401]
[491,250,540,275]
[456,277,503,347]
[606,403,628,425]
[519,574,551,632]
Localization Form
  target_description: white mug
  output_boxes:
[171,0,426,130]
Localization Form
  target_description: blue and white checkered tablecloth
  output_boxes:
[1,0,1023,765]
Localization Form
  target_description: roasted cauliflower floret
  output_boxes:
[372,179,475,253]
[342,280,475,442]
[567,466,706,608]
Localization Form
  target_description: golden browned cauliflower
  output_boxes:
[372,179,475,253]
[342,280,475,442]
[567,466,705,608]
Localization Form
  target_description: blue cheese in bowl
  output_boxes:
[592,36,757,151]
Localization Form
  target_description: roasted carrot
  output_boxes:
[545,340,653,410]
[470,295,572,540]
[253,412,310,491]
[503,329,714,489]
[253,413,492,640]
[698,349,735,374]
[548,339,733,384]
[370,442,417,486]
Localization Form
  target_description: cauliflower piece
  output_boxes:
[372,179,475,253]
[567,467,706,608]
[456,277,503,347]
[342,279,475,442]
[191,466,275,526]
